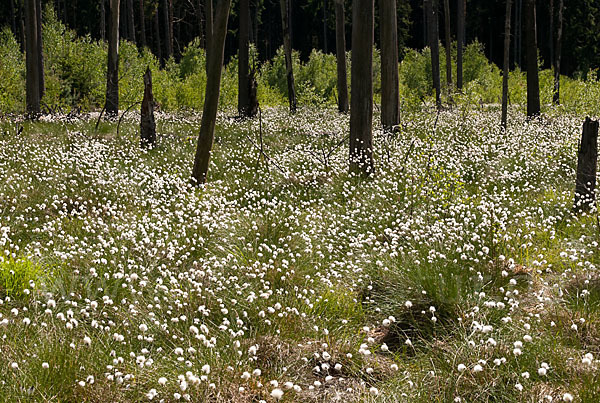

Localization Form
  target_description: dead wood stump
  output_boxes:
[574,117,599,211]
[140,67,156,148]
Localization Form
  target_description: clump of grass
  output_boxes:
[0,256,42,300]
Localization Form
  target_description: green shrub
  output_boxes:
[296,49,338,106]
[42,6,106,110]
[0,28,25,112]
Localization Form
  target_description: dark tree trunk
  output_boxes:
[456,0,464,90]
[443,0,451,87]
[238,0,252,117]
[334,0,348,113]
[426,0,441,109]
[501,0,512,130]
[349,0,374,176]
[553,0,563,104]
[71,0,77,30]
[252,1,260,46]
[120,0,127,39]
[63,0,68,26]
[36,0,44,100]
[163,0,173,58]
[105,0,120,116]
[101,0,106,41]
[10,0,17,39]
[17,0,25,52]
[422,1,427,48]
[195,0,205,48]
[323,0,328,53]
[280,0,297,113]
[139,0,146,47]
[168,0,174,56]
[127,0,136,43]
[549,0,554,74]
[206,0,213,67]
[140,67,156,148]
[153,6,162,62]
[192,0,231,184]
[524,0,539,117]
[174,2,180,56]
[380,0,399,131]
[25,0,40,116]
[574,118,599,211]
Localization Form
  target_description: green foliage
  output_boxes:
[258,46,302,101]
[399,47,431,103]
[0,8,599,116]
[0,28,24,112]
[561,70,600,116]
[42,6,106,110]
[0,256,42,300]
[296,49,338,106]
[400,40,503,109]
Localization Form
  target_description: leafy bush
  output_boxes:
[296,49,338,106]
[42,7,106,110]
[0,28,25,112]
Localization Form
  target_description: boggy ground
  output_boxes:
[0,106,599,402]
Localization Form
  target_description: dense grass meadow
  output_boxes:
[2,5,600,402]
[1,104,599,402]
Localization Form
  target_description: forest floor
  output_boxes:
[0,107,599,402]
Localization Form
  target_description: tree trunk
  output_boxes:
[174,2,180,55]
[574,118,599,211]
[17,0,25,52]
[323,0,328,53]
[456,0,464,90]
[524,0,539,117]
[192,0,231,184]
[127,0,136,43]
[334,0,348,113]
[101,0,106,41]
[513,0,519,68]
[36,0,44,100]
[10,0,17,39]
[72,0,77,31]
[25,0,40,116]
[549,0,554,75]
[139,0,146,47]
[553,0,563,104]
[238,0,251,116]
[349,0,374,176]
[195,0,204,48]
[169,0,174,56]
[443,0,451,87]
[380,0,399,131]
[280,0,297,113]
[63,0,68,26]
[426,0,441,109]
[105,0,120,116]
[153,5,162,62]
[140,67,156,148]
[120,0,127,39]
[163,0,173,58]
[206,0,213,67]
[501,0,512,130]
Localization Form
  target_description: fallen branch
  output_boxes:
[116,102,142,137]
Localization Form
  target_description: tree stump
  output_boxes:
[574,117,599,211]
[140,67,156,148]
[247,69,259,118]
